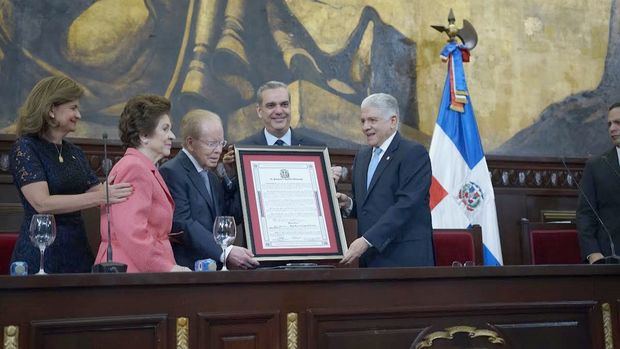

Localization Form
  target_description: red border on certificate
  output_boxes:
[242,153,339,255]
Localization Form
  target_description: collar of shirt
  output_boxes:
[373,130,397,161]
[616,146,620,167]
[182,148,205,173]
[264,128,292,146]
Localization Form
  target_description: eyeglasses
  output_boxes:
[451,261,475,267]
[195,139,227,149]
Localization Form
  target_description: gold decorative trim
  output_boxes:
[3,325,18,349]
[287,312,298,349]
[540,210,576,223]
[176,317,189,349]
[415,325,505,349]
[602,303,613,349]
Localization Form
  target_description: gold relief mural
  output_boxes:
[0,0,616,156]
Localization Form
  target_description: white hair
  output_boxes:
[361,93,400,121]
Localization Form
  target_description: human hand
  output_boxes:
[588,252,605,264]
[222,145,237,176]
[170,264,191,272]
[104,174,133,204]
[226,246,260,270]
[335,192,351,209]
[340,237,370,265]
[331,166,344,184]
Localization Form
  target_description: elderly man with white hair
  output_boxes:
[337,93,434,267]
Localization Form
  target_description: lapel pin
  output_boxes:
[386,156,391,161]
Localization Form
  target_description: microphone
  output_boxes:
[216,163,234,190]
[561,157,620,264]
[93,132,128,273]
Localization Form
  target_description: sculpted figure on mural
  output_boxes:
[0,0,424,147]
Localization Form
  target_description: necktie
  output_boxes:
[199,170,213,202]
[274,139,285,146]
[366,147,383,189]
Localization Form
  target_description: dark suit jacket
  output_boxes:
[237,128,323,146]
[349,132,434,267]
[159,151,240,269]
[577,147,620,261]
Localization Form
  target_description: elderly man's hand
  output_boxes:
[226,246,260,270]
[340,237,369,265]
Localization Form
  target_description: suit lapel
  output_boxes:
[602,147,620,181]
[364,132,400,203]
[357,147,373,203]
[179,152,216,213]
[153,168,174,209]
[127,148,175,208]
[208,171,222,216]
[291,129,301,146]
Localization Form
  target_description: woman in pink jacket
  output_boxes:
[95,95,190,272]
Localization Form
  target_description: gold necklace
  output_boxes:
[54,143,64,163]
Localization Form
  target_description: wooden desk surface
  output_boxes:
[1,265,618,349]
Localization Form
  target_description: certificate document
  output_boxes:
[251,161,330,249]
[235,146,347,261]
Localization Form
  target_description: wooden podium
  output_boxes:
[1,265,619,349]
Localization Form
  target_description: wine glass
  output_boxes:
[29,214,57,275]
[213,216,236,271]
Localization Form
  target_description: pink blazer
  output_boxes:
[95,148,176,272]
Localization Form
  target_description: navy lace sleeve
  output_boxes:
[73,145,100,189]
[9,136,47,188]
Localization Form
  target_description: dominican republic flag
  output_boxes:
[429,41,503,266]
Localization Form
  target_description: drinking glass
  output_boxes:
[29,214,57,275]
[213,216,236,271]
[451,260,475,267]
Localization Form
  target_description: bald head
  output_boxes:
[181,109,226,169]
[181,109,223,147]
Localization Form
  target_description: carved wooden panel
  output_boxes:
[29,314,167,349]
[308,302,597,349]
[197,311,280,349]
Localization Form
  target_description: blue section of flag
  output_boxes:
[466,224,501,266]
[483,245,501,266]
[435,60,484,170]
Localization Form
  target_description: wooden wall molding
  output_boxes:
[197,311,280,349]
[29,314,168,349]
[0,136,588,265]
[0,136,587,190]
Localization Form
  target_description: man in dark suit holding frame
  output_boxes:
[160,110,259,270]
[337,93,434,267]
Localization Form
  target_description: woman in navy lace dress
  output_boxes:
[9,76,133,274]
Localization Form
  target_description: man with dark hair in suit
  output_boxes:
[237,81,323,147]
[577,102,620,264]
[234,80,346,181]
[160,110,259,270]
[336,93,434,267]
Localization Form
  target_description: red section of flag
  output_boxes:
[430,176,448,210]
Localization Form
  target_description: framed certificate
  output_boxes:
[235,146,348,261]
